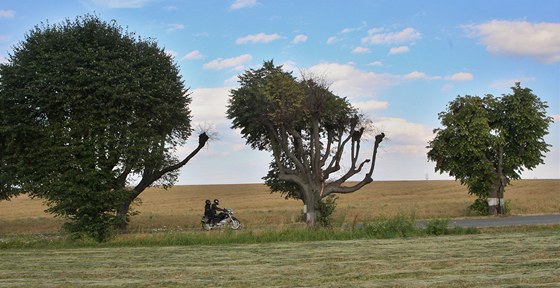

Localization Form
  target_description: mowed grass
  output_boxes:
[0,179,559,287]
[1,179,558,235]
[1,231,559,287]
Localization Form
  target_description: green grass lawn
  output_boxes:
[1,229,559,287]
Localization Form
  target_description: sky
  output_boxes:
[1,0,559,184]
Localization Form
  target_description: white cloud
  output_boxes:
[362,27,421,45]
[230,0,258,10]
[467,20,560,63]
[326,36,338,45]
[0,55,7,64]
[236,32,282,44]
[368,61,383,67]
[190,87,232,125]
[389,46,410,55]
[181,50,205,60]
[203,54,252,70]
[292,34,308,44]
[354,100,389,111]
[445,72,473,81]
[490,77,535,89]
[405,71,441,80]
[375,117,433,155]
[352,46,370,54]
[166,23,184,32]
[306,62,400,98]
[0,9,15,18]
[91,0,150,8]
[552,115,560,123]
[404,71,471,81]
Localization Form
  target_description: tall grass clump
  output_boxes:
[361,214,417,239]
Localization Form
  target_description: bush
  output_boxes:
[469,198,490,216]
[317,195,338,227]
[425,219,450,235]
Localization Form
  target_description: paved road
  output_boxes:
[417,214,560,228]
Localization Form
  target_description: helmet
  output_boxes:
[205,199,211,205]
[213,199,219,205]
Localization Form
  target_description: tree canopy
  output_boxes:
[0,15,207,240]
[427,83,553,214]
[227,61,385,226]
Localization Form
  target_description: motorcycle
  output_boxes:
[201,208,242,230]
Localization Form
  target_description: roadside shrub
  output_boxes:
[363,215,417,239]
[425,219,450,235]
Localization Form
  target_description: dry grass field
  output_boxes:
[1,179,558,235]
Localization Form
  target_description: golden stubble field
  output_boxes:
[1,179,558,235]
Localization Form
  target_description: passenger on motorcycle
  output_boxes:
[204,199,213,219]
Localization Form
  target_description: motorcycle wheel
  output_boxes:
[202,223,212,231]
[230,219,241,230]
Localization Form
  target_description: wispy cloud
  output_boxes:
[236,33,282,44]
[326,36,338,45]
[181,50,205,60]
[292,34,308,44]
[466,20,560,63]
[490,77,535,89]
[166,23,184,32]
[203,54,252,70]
[445,72,473,81]
[405,71,441,80]
[352,46,370,54]
[354,100,389,111]
[404,71,472,81]
[230,0,258,10]
[306,62,400,98]
[91,0,151,8]
[362,27,421,45]
[0,9,15,18]
[389,46,410,55]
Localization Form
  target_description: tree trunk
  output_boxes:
[302,186,321,227]
[488,145,506,215]
[115,196,134,230]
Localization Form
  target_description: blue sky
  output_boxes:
[1,0,559,184]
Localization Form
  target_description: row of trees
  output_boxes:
[0,15,553,241]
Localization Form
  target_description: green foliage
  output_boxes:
[424,218,450,235]
[228,60,377,227]
[317,195,338,227]
[427,83,553,207]
[0,15,193,241]
[362,215,417,239]
[468,198,490,216]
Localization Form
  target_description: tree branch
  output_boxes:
[324,132,385,196]
[132,133,209,196]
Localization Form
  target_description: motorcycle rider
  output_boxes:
[211,199,227,223]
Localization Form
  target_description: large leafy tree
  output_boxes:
[227,61,385,226]
[0,15,208,240]
[427,83,553,214]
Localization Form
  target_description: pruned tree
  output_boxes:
[427,83,553,214]
[0,15,208,240]
[227,61,385,226]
